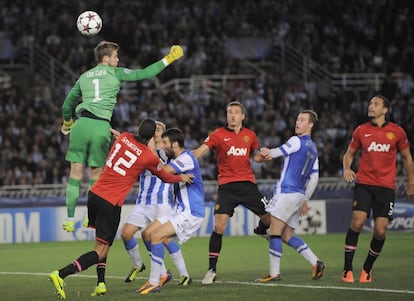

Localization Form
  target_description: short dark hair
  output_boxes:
[137,119,156,143]
[162,128,185,148]
[94,41,119,63]
[227,100,246,115]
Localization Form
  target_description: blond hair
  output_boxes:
[155,121,166,131]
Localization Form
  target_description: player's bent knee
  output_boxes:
[121,224,140,240]
[150,231,164,244]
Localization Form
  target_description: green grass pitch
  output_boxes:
[1,233,413,301]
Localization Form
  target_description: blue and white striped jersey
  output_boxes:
[168,149,205,218]
[274,135,319,195]
[135,149,173,205]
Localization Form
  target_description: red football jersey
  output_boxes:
[348,121,409,189]
[204,126,259,185]
[91,132,181,206]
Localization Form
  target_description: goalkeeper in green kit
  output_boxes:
[61,41,184,234]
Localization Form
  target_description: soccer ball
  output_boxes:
[76,11,102,36]
[297,207,322,234]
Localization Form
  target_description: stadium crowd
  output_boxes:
[1,0,414,186]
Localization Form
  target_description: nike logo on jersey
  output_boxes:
[224,138,231,141]
[364,134,373,137]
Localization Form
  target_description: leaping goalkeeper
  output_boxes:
[61,40,184,235]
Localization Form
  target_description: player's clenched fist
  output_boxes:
[163,45,184,65]
[61,119,74,135]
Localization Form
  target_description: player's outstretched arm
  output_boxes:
[118,45,184,81]
[162,164,177,174]
[162,45,184,66]
[192,144,210,159]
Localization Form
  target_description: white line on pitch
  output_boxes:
[1,272,413,295]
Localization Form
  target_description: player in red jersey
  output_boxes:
[48,119,193,300]
[192,101,270,284]
[342,95,414,283]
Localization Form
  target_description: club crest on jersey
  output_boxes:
[243,135,250,143]
[386,132,395,140]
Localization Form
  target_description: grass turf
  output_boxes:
[0,233,413,301]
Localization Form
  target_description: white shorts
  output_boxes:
[125,203,172,229]
[157,211,204,244]
[266,192,305,229]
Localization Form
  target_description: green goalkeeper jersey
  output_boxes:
[62,60,166,121]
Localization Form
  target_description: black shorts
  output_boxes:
[353,183,395,220]
[87,191,121,246]
[215,181,266,217]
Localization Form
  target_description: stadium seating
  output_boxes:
[0,0,413,185]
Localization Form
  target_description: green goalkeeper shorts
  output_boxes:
[65,117,111,167]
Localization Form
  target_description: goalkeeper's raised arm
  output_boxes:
[115,45,184,82]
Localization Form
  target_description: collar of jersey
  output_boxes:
[369,120,389,128]
[224,125,243,132]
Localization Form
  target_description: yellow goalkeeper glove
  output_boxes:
[163,45,184,65]
[62,220,75,232]
[61,119,74,135]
